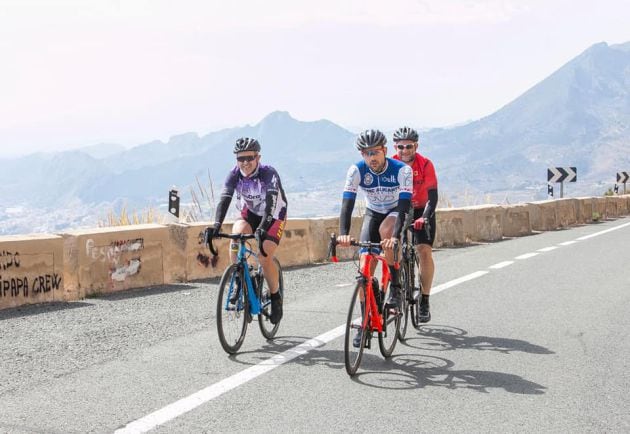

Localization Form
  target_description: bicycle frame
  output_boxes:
[360,252,392,334]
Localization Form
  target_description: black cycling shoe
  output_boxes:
[352,329,363,348]
[269,291,283,325]
[385,285,402,310]
[418,302,431,323]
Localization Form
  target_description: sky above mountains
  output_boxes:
[1,0,629,157]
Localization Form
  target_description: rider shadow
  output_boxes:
[401,324,555,355]
[226,335,340,367]
[353,352,547,395]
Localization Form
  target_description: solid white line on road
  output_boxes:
[576,221,630,240]
[115,325,346,434]
[489,261,514,269]
[559,241,578,246]
[515,252,539,260]
[335,283,353,287]
[537,246,559,252]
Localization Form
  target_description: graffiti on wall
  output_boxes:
[0,273,62,298]
[1,251,20,270]
[85,238,144,283]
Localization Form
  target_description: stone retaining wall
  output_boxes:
[1,195,629,310]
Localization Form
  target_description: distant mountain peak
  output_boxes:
[258,111,295,124]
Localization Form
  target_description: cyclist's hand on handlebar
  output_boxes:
[336,234,353,247]
[381,237,398,251]
[413,217,425,231]
[203,223,221,246]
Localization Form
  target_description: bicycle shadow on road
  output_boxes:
[353,352,546,395]
[401,324,555,355]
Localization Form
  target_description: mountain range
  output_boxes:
[1,41,629,235]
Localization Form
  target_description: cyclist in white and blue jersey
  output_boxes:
[337,130,413,337]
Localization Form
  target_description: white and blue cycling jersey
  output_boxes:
[343,158,413,214]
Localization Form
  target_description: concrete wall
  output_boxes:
[1,195,629,310]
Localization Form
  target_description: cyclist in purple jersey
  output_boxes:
[337,129,412,347]
[204,137,287,324]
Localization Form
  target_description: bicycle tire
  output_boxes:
[397,262,410,341]
[216,264,248,354]
[258,257,284,339]
[378,280,400,358]
[345,281,367,376]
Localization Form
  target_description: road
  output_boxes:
[1,217,630,433]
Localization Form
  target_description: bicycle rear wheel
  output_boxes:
[344,281,367,376]
[216,264,248,354]
[378,280,400,358]
[258,257,284,339]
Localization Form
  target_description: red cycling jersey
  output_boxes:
[393,153,437,208]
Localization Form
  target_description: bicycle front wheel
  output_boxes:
[397,263,410,342]
[378,281,400,358]
[216,264,248,354]
[258,257,284,339]
[344,281,367,376]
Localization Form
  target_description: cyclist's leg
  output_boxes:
[231,209,254,263]
[358,209,384,301]
[379,213,403,308]
[259,216,286,324]
[413,212,436,322]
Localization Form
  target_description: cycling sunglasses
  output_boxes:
[396,144,415,150]
[361,147,384,157]
[236,155,257,162]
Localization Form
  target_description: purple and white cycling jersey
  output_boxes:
[220,164,287,219]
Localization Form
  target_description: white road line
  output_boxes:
[116,325,346,434]
[576,221,630,240]
[431,271,488,294]
[537,246,558,252]
[489,261,514,269]
[335,283,353,287]
[515,252,539,260]
[559,241,578,246]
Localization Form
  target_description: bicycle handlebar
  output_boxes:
[206,232,257,257]
[327,233,399,263]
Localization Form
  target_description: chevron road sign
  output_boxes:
[617,172,629,183]
[547,167,577,183]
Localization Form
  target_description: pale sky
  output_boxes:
[1,0,629,157]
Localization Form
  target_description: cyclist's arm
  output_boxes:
[259,177,280,232]
[426,188,438,218]
[340,165,360,236]
[213,172,237,230]
[393,164,413,238]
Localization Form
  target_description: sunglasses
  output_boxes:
[361,148,383,157]
[236,155,257,162]
[396,144,415,150]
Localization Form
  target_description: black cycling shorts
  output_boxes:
[359,208,397,253]
[411,207,436,247]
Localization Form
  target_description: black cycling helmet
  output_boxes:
[233,137,261,154]
[356,129,387,150]
[393,126,419,142]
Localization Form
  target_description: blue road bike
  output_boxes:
[208,233,284,354]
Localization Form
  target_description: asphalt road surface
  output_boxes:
[1,217,629,433]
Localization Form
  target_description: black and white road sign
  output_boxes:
[617,172,629,183]
[614,184,619,194]
[547,167,577,183]
[168,188,180,218]
[547,184,554,197]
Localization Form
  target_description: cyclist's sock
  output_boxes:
[421,294,430,306]
[388,265,400,287]
[269,291,283,324]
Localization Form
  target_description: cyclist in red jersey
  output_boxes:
[392,127,438,323]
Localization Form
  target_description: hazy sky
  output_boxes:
[1,0,629,156]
